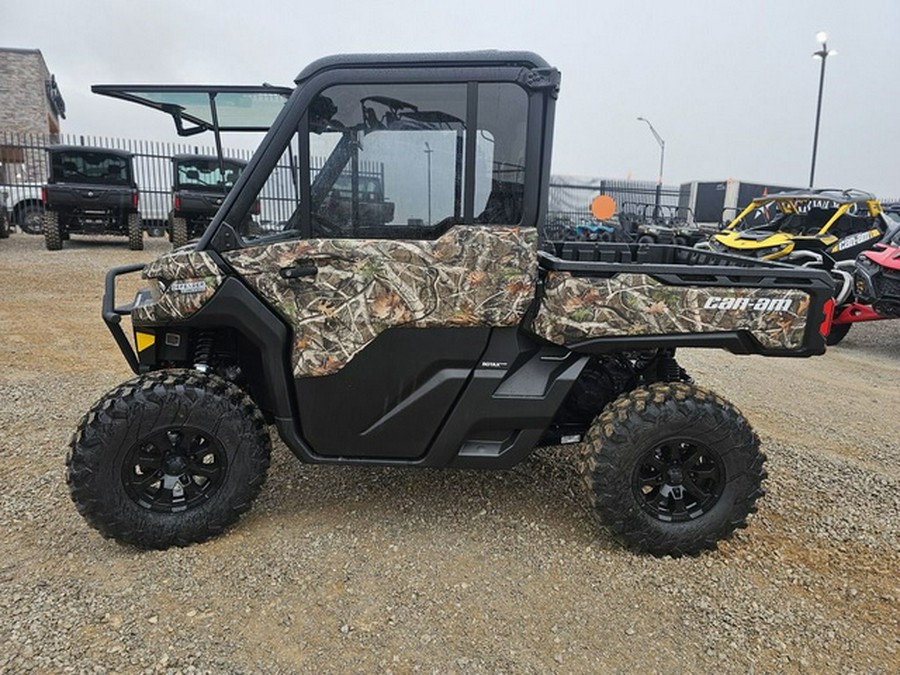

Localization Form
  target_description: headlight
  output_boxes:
[148,279,165,302]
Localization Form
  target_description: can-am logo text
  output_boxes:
[703,296,793,312]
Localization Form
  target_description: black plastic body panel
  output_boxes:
[295,328,491,459]
[171,278,295,420]
[275,327,584,468]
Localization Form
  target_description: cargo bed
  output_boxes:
[532,242,834,356]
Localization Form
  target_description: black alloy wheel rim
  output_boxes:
[632,440,725,522]
[122,427,227,513]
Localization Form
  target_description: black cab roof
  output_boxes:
[46,145,133,159]
[172,153,248,164]
[294,50,551,82]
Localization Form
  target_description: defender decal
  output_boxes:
[170,280,209,294]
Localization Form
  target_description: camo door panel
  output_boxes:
[531,272,811,350]
[224,225,538,376]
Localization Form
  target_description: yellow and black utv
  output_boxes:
[708,189,888,267]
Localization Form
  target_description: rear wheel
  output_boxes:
[67,370,271,549]
[0,210,9,238]
[19,204,44,234]
[825,322,852,346]
[170,216,188,248]
[43,211,62,250]
[127,212,143,250]
[581,382,765,557]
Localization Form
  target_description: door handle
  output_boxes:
[279,264,318,279]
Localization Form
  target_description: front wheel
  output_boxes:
[581,382,765,557]
[67,370,272,549]
[0,210,9,238]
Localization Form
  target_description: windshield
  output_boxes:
[91,85,291,133]
[50,151,132,186]
[738,199,842,236]
[175,158,246,191]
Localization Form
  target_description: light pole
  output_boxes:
[424,142,433,226]
[809,31,837,188]
[637,116,665,219]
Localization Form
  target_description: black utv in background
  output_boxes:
[42,146,142,250]
[168,154,250,248]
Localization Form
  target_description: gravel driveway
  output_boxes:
[0,233,897,673]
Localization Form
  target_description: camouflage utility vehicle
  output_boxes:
[168,154,250,248]
[41,146,143,250]
[70,52,834,556]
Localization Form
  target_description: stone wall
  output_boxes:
[0,48,61,186]
[0,48,59,136]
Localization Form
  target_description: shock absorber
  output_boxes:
[193,331,215,373]
[657,349,692,383]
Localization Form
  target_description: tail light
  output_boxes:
[132,192,139,209]
[252,199,261,216]
[41,187,47,204]
[174,195,181,212]
[819,297,835,339]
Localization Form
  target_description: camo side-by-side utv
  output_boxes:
[69,52,834,557]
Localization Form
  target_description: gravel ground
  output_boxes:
[0,232,897,674]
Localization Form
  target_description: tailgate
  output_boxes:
[532,242,834,356]
[46,184,135,210]
[177,190,227,214]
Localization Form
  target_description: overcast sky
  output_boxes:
[3,0,898,197]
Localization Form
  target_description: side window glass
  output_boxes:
[474,83,527,224]
[236,80,530,245]
[309,84,467,239]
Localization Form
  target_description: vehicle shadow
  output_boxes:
[255,441,607,546]
[831,319,900,359]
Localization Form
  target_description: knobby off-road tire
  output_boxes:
[580,382,766,557]
[67,370,271,549]
[43,210,62,250]
[0,211,9,238]
[825,322,852,346]
[170,216,188,249]
[19,204,44,234]
[127,212,143,250]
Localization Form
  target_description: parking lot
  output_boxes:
[0,232,897,673]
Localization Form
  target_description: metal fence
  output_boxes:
[0,131,385,231]
[548,177,680,225]
[1,131,252,227]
